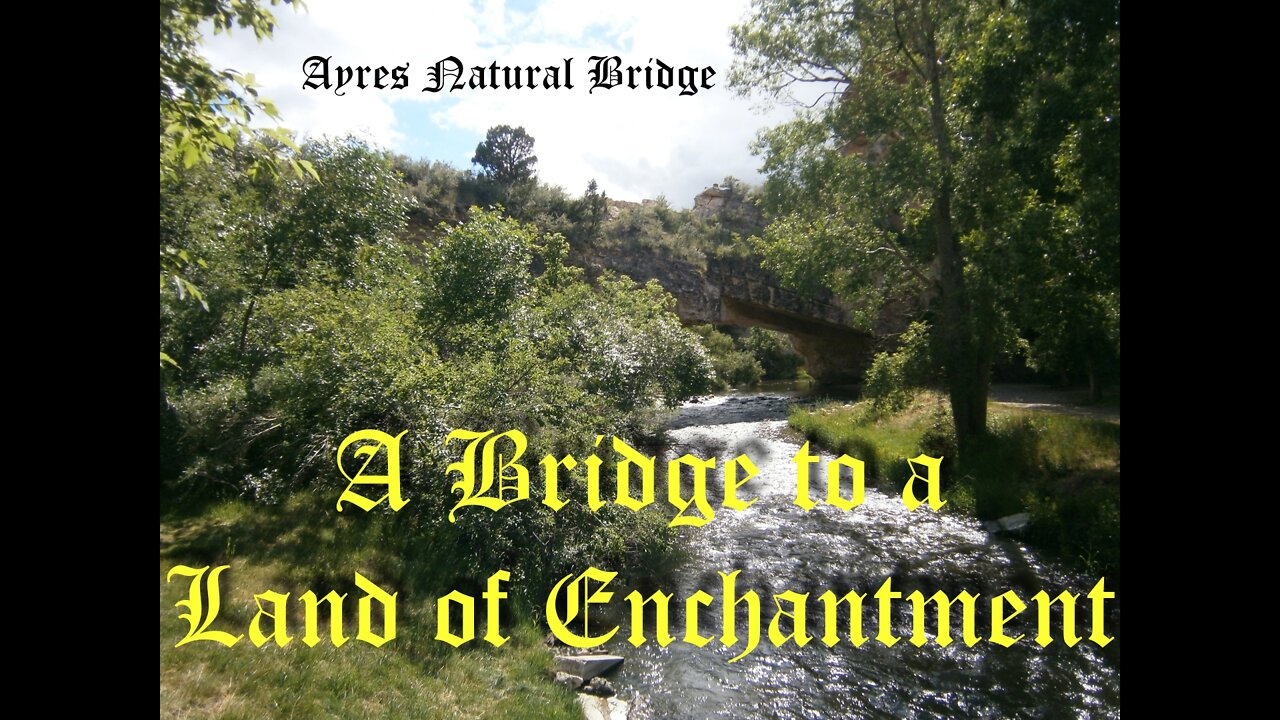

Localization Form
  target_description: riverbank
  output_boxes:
[159,495,582,720]
[788,390,1121,582]
[607,391,1119,718]
[159,389,1121,719]
[990,383,1120,424]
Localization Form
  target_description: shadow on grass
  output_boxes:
[788,392,1121,583]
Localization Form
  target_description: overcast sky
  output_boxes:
[200,0,808,208]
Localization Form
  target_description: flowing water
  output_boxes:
[600,391,1120,719]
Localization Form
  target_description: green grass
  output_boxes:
[789,391,954,487]
[160,494,581,720]
[789,391,1121,581]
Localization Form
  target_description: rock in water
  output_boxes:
[578,694,630,720]
[999,512,1031,532]
[583,677,616,697]
[984,513,1032,534]
[553,654,624,683]
[553,672,584,690]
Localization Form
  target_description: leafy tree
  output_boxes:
[472,125,538,188]
[691,325,765,388]
[742,327,804,379]
[160,0,313,182]
[573,179,608,244]
[159,137,412,377]
[533,275,717,411]
[730,0,1119,455]
[160,0,313,368]
[962,0,1120,399]
[422,207,535,331]
[863,320,938,411]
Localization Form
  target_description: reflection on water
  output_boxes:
[604,393,1120,719]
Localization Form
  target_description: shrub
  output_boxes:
[690,324,764,388]
[864,321,937,411]
[741,327,804,379]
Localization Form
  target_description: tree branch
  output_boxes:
[892,1,929,82]
[868,243,933,287]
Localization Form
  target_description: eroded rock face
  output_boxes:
[691,185,763,233]
[573,245,701,324]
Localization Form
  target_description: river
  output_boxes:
[600,390,1121,719]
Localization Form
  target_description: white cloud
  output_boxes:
[201,0,805,207]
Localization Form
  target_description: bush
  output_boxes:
[393,155,465,224]
[690,324,764,388]
[741,327,804,379]
[161,146,719,600]
[422,207,534,330]
[864,321,937,411]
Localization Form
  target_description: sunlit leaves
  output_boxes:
[160,0,306,182]
[422,207,535,330]
[732,0,1119,393]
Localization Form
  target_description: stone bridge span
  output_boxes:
[573,248,874,384]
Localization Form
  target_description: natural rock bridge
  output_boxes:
[573,246,875,384]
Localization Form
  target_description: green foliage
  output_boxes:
[687,325,805,387]
[731,0,1120,452]
[572,179,608,244]
[863,321,937,411]
[161,146,715,600]
[159,137,412,375]
[741,327,803,379]
[533,274,717,416]
[159,0,312,368]
[264,138,413,288]
[508,180,577,229]
[171,283,437,498]
[731,0,942,308]
[690,325,764,389]
[955,1,1120,398]
[472,125,538,187]
[596,197,761,269]
[159,0,313,182]
[422,208,534,330]
[392,155,468,225]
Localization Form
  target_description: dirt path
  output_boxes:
[989,383,1120,424]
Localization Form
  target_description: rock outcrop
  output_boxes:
[691,184,763,235]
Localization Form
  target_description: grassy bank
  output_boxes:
[159,494,581,720]
[789,391,1120,582]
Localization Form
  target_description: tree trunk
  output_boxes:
[920,5,988,459]
[934,194,988,459]
[1087,355,1101,402]
[236,297,257,360]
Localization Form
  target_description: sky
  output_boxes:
[200,0,807,208]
